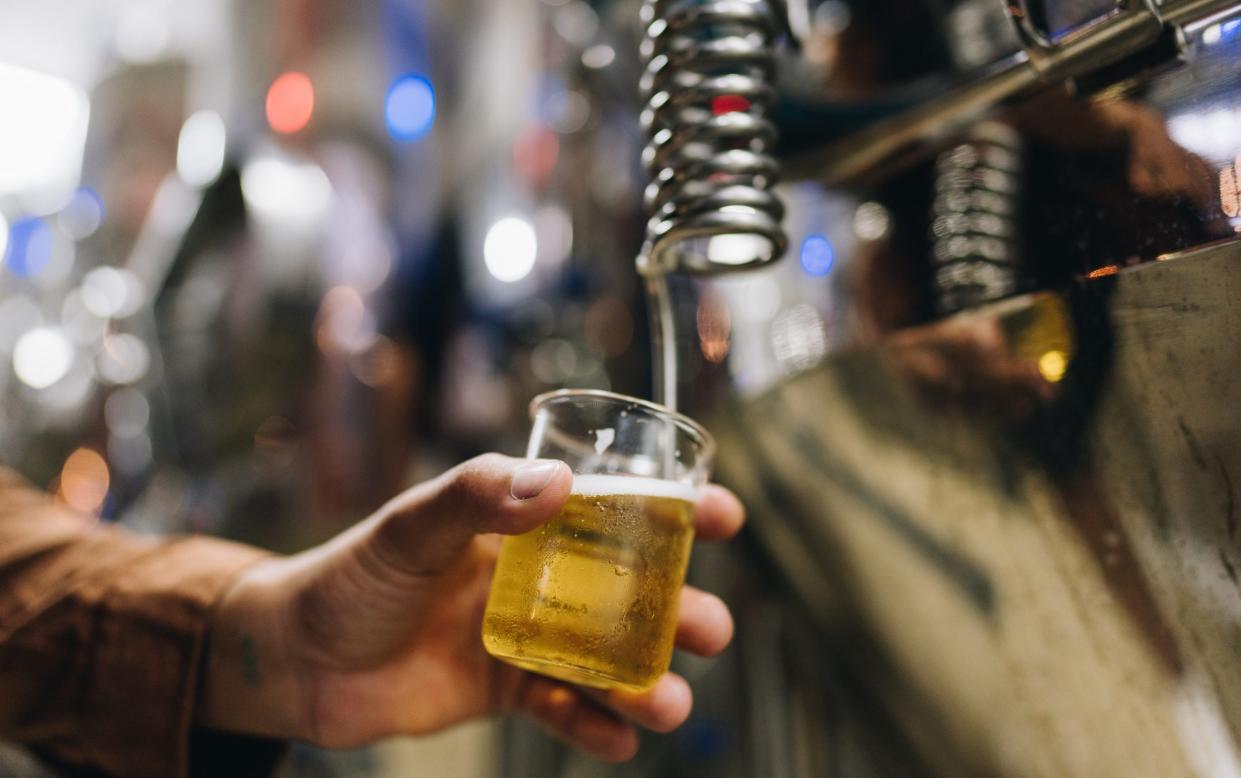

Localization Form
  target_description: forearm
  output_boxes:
[0,468,278,777]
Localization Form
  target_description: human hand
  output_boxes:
[195,454,744,762]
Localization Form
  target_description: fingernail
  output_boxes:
[511,460,561,500]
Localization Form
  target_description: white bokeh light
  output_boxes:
[14,327,73,389]
[97,333,151,385]
[0,63,89,207]
[484,217,538,283]
[581,44,616,69]
[242,156,332,227]
[177,110,227,187]
[81,266,144,319]
[0,211,8,261]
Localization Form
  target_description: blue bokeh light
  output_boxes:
[5,218,53,278]
[61,187,105,239]
[385,74,436,142]
[799,234,835,277]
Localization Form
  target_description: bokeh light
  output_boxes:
[13,327,73,388]
[241,156,333,225]
[97,333,151,385]
[799,234,835,277]
[385,74,436,142]
[4,218,53,277]
[1202,18,1241,45]
[81,266,144,319]
[266,72,315,135]
[853,201,892,241]
[530,338,577,383]
[0,63,89,205]
[1038,350,1068,383]
[484,217,538,283]
[545,90,590,133]
[513,126,560,186]
[177,110,227,187]
[58,447,109,515]
[553,2,599,45]
[59,188,105,239]
[105,387,151,437]
[581,44,615,69]
[316,286,376,355]
[0,212,8,261]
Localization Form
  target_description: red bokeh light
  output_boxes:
[266,71,315,135]
[711,95,751,115]
[512,125,560,188]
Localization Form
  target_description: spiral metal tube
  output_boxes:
[929,121,1023,315]
[637,0,787,275]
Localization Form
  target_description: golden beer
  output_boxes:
[482,475,696,691]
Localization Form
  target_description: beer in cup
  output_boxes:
[482,389,714,691]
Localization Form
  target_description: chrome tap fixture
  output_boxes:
[637,0,788,276]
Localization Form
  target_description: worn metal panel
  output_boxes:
[714,239,1241,776]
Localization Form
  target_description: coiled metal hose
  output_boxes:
[929,121,1024,315]
[637,0,787,276]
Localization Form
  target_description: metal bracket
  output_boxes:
[1006,0,1165,80]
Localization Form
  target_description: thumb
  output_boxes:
[371,453,572,577]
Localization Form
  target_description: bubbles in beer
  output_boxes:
[482,475,695,690]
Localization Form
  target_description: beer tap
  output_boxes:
[637,0,789,277]
[636,0,789,408]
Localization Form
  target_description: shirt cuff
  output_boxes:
[83,535,280,778]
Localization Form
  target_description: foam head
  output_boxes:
[570,473,700,503]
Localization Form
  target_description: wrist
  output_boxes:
[195,557,307,742]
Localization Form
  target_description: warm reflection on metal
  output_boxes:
[714,238,1241,775]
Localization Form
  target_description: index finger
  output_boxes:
[692,484,745,541]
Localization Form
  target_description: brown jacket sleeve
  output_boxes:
[0,467,278,778]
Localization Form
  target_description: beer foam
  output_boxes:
[570,474,700,503]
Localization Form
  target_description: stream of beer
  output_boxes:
[644,273,678,413]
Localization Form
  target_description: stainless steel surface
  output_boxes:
[1163,0,1241,26]
[1009,0,1162,80]
[790,0,1241,188]
[637,0,788,275]
[714,237,1241,775]
[788,55,1040,187]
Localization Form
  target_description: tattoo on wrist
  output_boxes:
[240,634,262,687]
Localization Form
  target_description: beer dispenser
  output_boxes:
[505,0,1241,775]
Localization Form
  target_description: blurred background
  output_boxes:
[3,0,1241,775]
